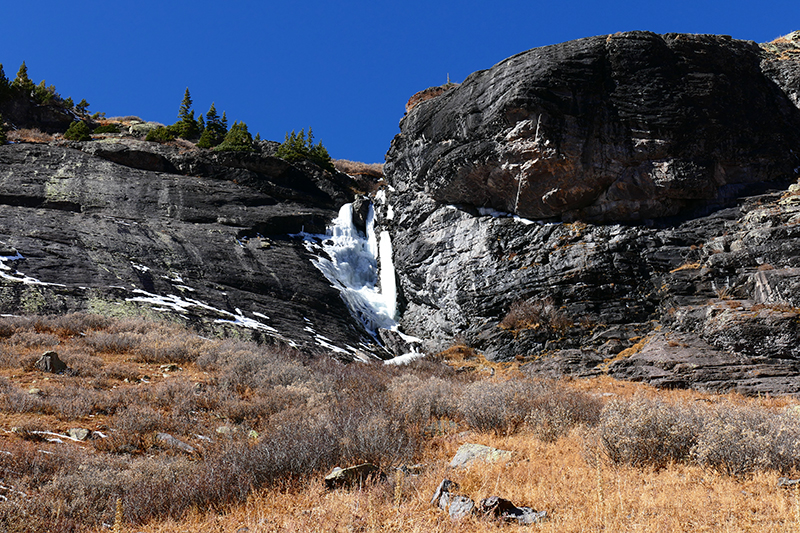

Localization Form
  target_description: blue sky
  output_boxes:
[2,1,798,163]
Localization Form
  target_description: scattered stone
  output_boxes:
[67,428,91,441]
[448,495,476,520]
[159,363,181,373]
[779,477,800,488]
[430,479,459,507]
[430,478,476,521]
[479,496,547,525]
[34,351,68,374]
[155,432,196,454]
[449,443,513,468]
[324,463,384,490]
[27,388,41,395]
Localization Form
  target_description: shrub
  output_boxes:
[524,381,603,442]
[145,125,176,143]
[457,379,540,434]
[692,404,800,476]
[499,296,571,332]
[63,121,91,141]
[93,123,120,134]
[213,121,254,152]
[388,374,461,426]
[591,396,701,469]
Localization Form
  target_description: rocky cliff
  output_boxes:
[0,137,381,360]
[382,31,800,394]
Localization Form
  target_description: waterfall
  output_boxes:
[306,202,398,335]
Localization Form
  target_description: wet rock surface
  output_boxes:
[0,140,380,360]
[382,31,800,395]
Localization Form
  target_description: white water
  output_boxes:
[307,203,398,335]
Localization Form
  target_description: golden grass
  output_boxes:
[2,314,800,532]
[106,427,800,533]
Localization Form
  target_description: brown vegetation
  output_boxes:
[0,314,798,532]
[6,128,55,143]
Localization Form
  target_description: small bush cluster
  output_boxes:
[590,396,800,476]
[499,296,572,332]
[63,121,91,141]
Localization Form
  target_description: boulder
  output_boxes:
[67,428,91,441]
[479,496,547,525]
[449,443,513,468]
[430,478,475,521]
[34,351,68,374]
[324,463,384,490]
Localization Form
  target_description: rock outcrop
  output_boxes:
[382,31,800,394]
[0,138,381,360]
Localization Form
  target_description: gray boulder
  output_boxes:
[450,443,513,468]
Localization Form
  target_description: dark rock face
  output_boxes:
[0,139,380,360]
[386,31,800,223]
[382,31,800,394]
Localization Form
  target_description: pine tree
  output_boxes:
[64,96,74,109]
[0,64,9,101]
[197,103,227,148]
[11,61,35,95]
[178,88,192,121]
[76,99,90,116]
[196,114,205,134]
[0,113,6,145]
[276,127,334,171]
[173,88,199,139]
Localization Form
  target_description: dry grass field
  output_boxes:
[0,314,797,532]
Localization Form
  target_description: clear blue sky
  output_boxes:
[2,1,798,163]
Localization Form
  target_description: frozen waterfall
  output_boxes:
[306,202,398,335]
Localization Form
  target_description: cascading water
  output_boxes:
[305,202,399,335]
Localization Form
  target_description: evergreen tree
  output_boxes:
[0,114,6,145]
[0,64,9,101]
[64,97,74,109]
[76,99,90,116]
[173,88,199,139]
[213,121,254,152]
[196,114,205,134]
[276,127,334,171]
[197,103,227,148]
[11,61,35,95]
[178,88,192,121]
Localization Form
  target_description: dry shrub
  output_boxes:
[6,128,54,143]
[333,159,384,177]
[591,396,701,469]
[388,374,461,426]
[499,296,571,332]
[525,382,603,441]
[457,379,541,434]
[692,404,800,476]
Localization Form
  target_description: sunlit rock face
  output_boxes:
[383,31,800,394]
[387,31,800,223]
